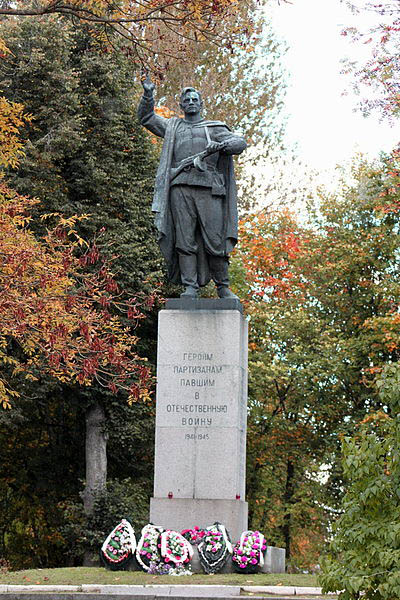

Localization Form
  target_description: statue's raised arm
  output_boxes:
[141,73,155,99]
[137,81,247,300]
[137,73,168,138]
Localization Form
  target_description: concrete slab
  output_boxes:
[261,546,286,574]
[150,497,248,546]
[0,596,243,600]
[165,298,244,313]
[295,587,325,595]
[7,584,81,592]
[83,585,240,596]
[0,584,336,599]
[242,586,295,595]
[0,595,159,600]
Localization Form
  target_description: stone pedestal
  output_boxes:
[261,546,286,573]
[150,298,248,543]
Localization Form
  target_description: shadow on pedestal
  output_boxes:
[165,298,243,313]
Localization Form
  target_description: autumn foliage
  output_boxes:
[237,209,306,300]
[231,151,400,566]
[0,86,156,409]
[342,1,400,119]
[1,188,157,409]
[0,0,250,70]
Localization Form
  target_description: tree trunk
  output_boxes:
[83,402,107,566]
[281,458,295,560]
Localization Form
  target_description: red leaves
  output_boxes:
[98,295,111,308]
[0,185,158,407]
[127,303,143,321]
[236,209,308,302]
[79,322,90,342]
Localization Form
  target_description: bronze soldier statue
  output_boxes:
[138,75,247,299]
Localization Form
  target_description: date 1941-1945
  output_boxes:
[185,433,210,440]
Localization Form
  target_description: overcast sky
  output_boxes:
[268,0,399,172]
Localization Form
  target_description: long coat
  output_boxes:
[138,100,245,286]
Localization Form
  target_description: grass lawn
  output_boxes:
[0,567,317,587]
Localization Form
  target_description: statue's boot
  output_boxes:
[209,256,239,300]
[179,253,199,298]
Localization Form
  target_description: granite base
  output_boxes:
[149,497,248,545]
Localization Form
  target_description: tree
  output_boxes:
[232,210,338,565]
[319,363,400,600]
[231,152,400,567]
[155,1,286,144]
[0,85,157,569]
[342,1,400,120]
[0,61,154,408]
[0,186,154,408]
[0,0,255,71]
[0,16,164,567]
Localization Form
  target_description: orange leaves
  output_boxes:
[0,186,158,408]
[147,105,176,145]
[154,105,175,119]
[360,410,389,426]
[235,209,308,302]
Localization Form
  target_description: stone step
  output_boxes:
[0,596,333,600]
[0,584,336,599]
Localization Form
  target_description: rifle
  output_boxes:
[169,141,227,182]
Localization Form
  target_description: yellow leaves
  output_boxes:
[0,377,18,409]
[40,213,91,247]
[139,388,151,402]
[0,37,10,58]
[128,389,148,405]
[0,37,31,168]
[0,96,32,169]
[0,182,157,408]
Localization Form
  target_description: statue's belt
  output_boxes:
[171,162,217,172]
[170,163,217,182]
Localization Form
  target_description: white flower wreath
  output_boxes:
[136,524,164,572]
[100,519,136,566]
[160,530,194,565]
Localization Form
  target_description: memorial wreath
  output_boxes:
[160,529,194,565]
[198,522,232,574]
[181,526,206,545]
[136,524,193,574]
[136,524,164,572]
[232,530,267,573]
[100,518,136,570]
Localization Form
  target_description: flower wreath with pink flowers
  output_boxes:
[232,530,267,574]
[198,522,233,574]
[100,519,136,570]
[181,526,206,545]
[160,529,194,566]
[136,524,164,572]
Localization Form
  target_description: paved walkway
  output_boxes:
[0,583,336,598]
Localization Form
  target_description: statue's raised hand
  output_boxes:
[141,73,155,98]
